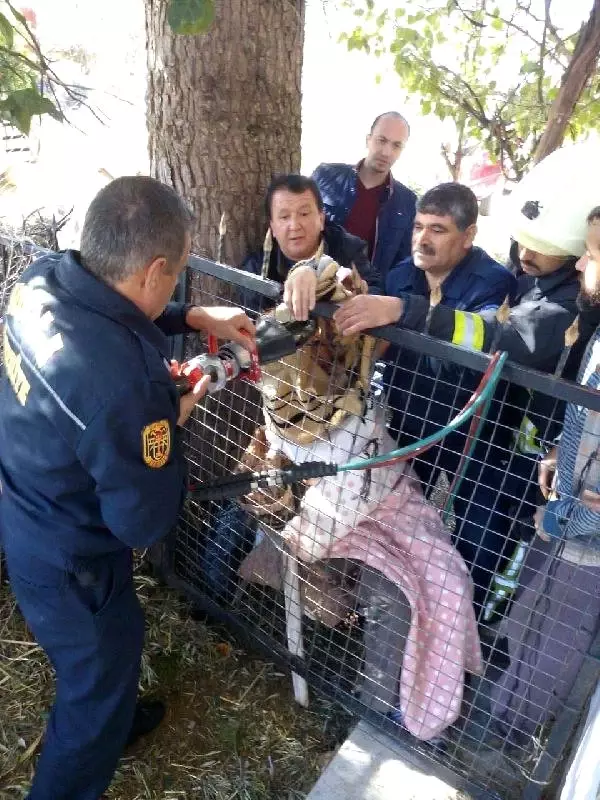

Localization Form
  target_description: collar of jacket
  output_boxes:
[353,158,393,200]
[399,247,486,299]
[55,250,171,360]
[517,259,579,299]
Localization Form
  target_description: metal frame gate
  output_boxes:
[154,255,600,800]
[2,239,598,800]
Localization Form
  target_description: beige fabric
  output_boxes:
[235,426,298,529]
[258,258,377,446]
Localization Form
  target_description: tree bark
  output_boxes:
[533,0,600,164]
[145,0,305,265]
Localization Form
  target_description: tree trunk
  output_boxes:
[533,0,600,164]
[145,0,305,266]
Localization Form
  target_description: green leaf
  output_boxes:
[491,16,503,31]
[0,12,14,48]
[167,0,215,35]
[521,59,539,74]
[0,87,62,134]
[7,6,27,28]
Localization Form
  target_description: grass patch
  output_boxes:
[0,559,352,799]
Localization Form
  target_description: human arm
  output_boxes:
[394,297,578,368]
[76,379,194,549]
[183,305,255,349]
[155,301,255,348]
[154,302,191,336]
[537,464,600,541]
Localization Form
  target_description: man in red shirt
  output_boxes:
[313,112,417,288]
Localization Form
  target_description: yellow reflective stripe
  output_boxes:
[472,314,484,350]
[452,311,485,351]
[452,311,466,346]
[516,415,544,455]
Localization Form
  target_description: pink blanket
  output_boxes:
[284,469,483,740]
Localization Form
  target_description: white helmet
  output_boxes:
[510,140,600,258]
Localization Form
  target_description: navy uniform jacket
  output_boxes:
[395,258,594,449]
[0,250,190,570]
[384,247,517,438]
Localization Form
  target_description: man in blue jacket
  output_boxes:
[312,111,416,287]
[0,176,255,800]
[334,178,594,618]
[335,181,515,444]
[334,181,516,549]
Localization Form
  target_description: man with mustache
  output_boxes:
[312,112,416,287]
[334,169,598,617]
[335,182,515,579]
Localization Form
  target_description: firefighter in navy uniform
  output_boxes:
[0,176,255,800]
[333,142,600,617]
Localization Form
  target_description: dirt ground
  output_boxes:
[0,560,352,799]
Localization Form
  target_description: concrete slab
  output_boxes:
[307,720,470,800]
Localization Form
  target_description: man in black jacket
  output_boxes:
[240,174,380,314]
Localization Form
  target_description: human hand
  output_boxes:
[580,488,600,512]
[333,295,403,336]
[176,373,212,427]
[186,306,255,350]
[538,446,558,500]
[533,505,551,541]
[283,266,317,321]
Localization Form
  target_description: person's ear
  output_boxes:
[464,224,477,249]
[142,256,169,290]
[366,133,371,150]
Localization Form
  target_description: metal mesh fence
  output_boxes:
[157,258,600,800]
[2,241,599,799]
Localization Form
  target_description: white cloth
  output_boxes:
[560,680,600,800]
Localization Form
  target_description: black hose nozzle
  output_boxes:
[189,460,338,503]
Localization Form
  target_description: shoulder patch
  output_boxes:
[142,419,171,468]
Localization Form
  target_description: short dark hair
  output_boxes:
[417,183,478,231]
[265,174,323,218]
[587,206,600,224]
[370,111,410,135]
[80,176,194,283]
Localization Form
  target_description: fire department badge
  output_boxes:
[142,419,171,468]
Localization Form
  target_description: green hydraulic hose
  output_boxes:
[190,350,508,502]
[338,350,508,473]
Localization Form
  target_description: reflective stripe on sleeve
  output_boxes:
[516,415,545,455]
[451,310,484,351]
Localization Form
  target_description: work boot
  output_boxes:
[126,699,166,747]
